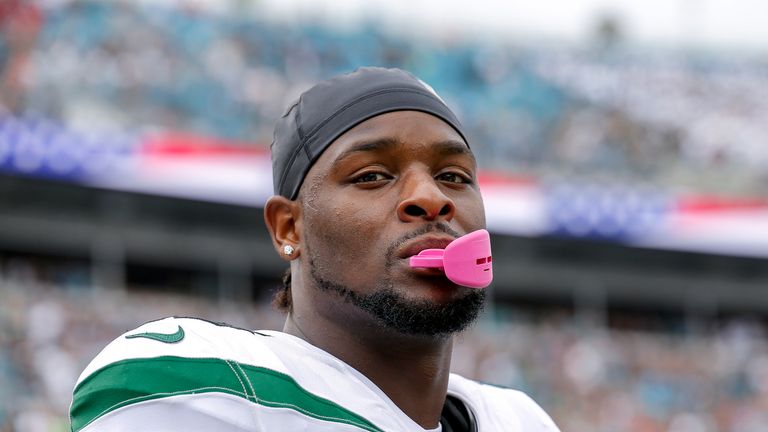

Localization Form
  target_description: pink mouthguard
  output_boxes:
[408,229,493,288]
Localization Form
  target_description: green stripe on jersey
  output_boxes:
[70,356,383,432]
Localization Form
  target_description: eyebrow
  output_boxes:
[333,137,473,165]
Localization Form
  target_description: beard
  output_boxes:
[308,254,486,338]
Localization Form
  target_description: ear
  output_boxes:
[264,195,302,261]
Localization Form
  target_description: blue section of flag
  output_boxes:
[0,116,138,182]
[544,182,671,241]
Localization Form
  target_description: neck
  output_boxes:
[284,311,452,429]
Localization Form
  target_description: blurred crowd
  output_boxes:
[1,256,766,432]
[1,2,768,432]
[537,52,768,195]
[1,0,766,195]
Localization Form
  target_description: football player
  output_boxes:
[70,67,561,432]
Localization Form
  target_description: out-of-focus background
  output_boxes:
[1,0,768,431]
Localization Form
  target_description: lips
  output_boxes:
[397,236,457,260]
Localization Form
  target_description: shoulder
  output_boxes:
[72,318,391,432]
[75,316,275,380]
[70,317,284,432]
[448,374,561,432]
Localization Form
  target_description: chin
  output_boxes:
[398,273,470,303]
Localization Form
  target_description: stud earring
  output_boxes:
[283,245,295,256]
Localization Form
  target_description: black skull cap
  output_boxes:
[271,67,469,199]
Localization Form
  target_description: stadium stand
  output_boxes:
[2,1,768,431]
[1,261,767,431]
[6,0,766,194]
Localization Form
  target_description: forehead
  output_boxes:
[296,110,475,199]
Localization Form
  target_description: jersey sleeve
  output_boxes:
[73,392,261,432]
[70,317,384,432]
[505,390,561,432]
[70,317,260,431]
[447,374,561,432]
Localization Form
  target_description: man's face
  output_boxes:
[298,110,486,337]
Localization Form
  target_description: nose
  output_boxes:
[396,171,456,223]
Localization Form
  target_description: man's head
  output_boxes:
[264,68,486,338]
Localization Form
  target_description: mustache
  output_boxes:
[384,223,461,266]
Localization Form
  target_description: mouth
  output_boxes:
[396,235,457,260]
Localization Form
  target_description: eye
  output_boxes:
[352,172,389,183]
[436,171,470,184]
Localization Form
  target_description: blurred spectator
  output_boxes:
[0,0,43,113]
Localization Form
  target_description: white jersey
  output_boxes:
[70,317,560,432]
